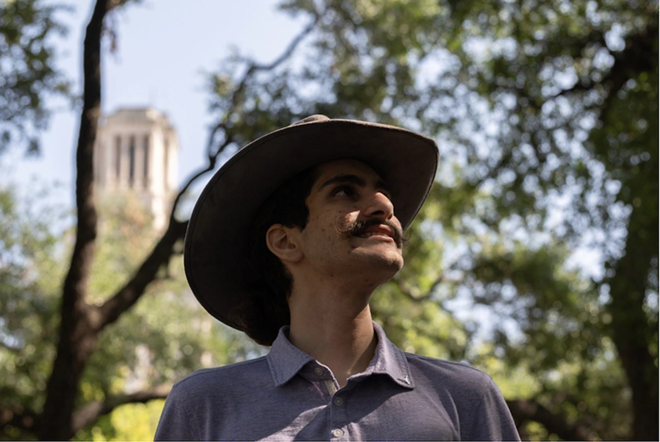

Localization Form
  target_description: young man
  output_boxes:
[155,115,520,441]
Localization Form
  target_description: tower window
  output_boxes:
[128,135,136,188]
[96,142,104,185]
[163,135,169,191]
[143,135,150,188]
[115,135,121,181]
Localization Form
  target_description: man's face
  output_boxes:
[295,159,404,281]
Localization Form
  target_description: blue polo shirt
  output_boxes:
[154,322,520,441]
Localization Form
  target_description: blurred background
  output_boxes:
[0,0,657,440]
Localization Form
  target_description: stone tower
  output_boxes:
[94,107,178,230]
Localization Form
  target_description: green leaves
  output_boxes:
[0,184,63,420]
[2,0,655,438]
[0,0,72,155]
[203,0,657,437]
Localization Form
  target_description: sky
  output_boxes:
[7,0,308,209]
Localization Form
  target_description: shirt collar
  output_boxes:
[266,321,414,390]
[266,326,315,386]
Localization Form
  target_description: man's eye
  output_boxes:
[333,186,355,197]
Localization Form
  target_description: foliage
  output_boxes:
[204,0,657,438]
[75,401,165,442]
[0,184,65,425]
[0,0,656,439]
[0,187,260,440]
[0,0,71,155]
[83,195,252,391]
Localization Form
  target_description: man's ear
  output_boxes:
[265,224,304,264]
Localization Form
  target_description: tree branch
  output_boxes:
[203,16,317,161]
[168,137,233,226]
[507,398,592,441]
[169,19,318,218]
[94,17,318,332]
[71,385,171,434]
[226,17,317,120]
[550,21,657,104]
[596,21,658,128]
[391,273,461,303]
[94,218,187,331]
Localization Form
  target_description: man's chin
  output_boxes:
[352,250,404,275]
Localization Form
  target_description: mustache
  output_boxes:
[338,218,406,248]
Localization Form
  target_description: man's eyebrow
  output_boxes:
[319,174,366,189]
[319,174,391,194]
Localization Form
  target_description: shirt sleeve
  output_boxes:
[153,384,200,441]
[462,377,521,441]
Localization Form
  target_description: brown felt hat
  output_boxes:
[184,115,438,332]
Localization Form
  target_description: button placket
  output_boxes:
[324,379,338,396]
[328,389,349,440]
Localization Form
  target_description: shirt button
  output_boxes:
[332,428,344,437]
[334,397,344,406]
[314,367,323,376]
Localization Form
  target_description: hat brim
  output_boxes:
[184,118,438,332]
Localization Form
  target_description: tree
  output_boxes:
[0,183,64,440]
[0,183,259,440]
[1,0,314,439]
[203,0,657,439]
[1,0,656,440]
[0,0,70,155]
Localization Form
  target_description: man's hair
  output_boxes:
[246,167,319,345]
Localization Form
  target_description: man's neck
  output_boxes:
[287,283,377,389]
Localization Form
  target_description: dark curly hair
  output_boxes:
[245,167,320,345]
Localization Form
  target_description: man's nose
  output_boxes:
[362,191,395,220]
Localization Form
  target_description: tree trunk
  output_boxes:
[607,201,659,441]
[39,309,98,440]
[38,0,112,439]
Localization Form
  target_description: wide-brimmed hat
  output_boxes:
[184,115,438,332]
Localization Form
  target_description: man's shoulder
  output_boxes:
[404,352,495,397]
[406,352,491,378]
[403,353,520,441]
[170,356,270,397]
